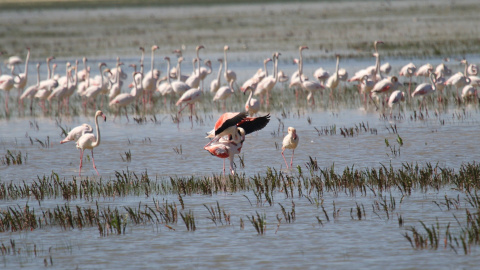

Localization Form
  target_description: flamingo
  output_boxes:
[210,59,223,93]
[110,72,142,121]
[156,57,175,104]
[186,58,201,88]
[461,85,477,102]
[254,52,280,107]
[213,80,235,111]
[295,58,324,106]
[467,64,480,86]
[313,67,329,85]
[359,75,378,109]
[445,59,470,102]
[416,63,434,79]
[399,62,416,98]
[20,62,41,113]
[60,124,93,144]
[223,45,238,89]
[171,57,191,96]
[387,90,405,117]
[176,85,203,121]
[76,110,107,176]
[241,58,271,94]
[108,58,124,101]
[170,49,189,82]
[371,76,402,108]
[0,58,16,114]
[278,70,289,83]
[84,62,108,109]
[48,62,71,113]
[64,60,79,112]
[412,72,437,115]
[198,59,212,89]
[281,127,299,169]
[77,57,89,82]
[380,62,392,75]
[205,111,270,147]
[243,85,260,116]
[204,126,245,175]
[127,64,144,106]
[326,54,341,101]
[435,63,452,78]
[6,55,22,69]
[35,57,58,113]
[14,47,30,104]
[372,41,384,81]
[142,45,160,104]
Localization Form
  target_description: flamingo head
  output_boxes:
[288,127,297,140]
[205,59,212,66]
[96,110,107,122]
[217,58,223,63]
[264,58,272,64]
[299,46,309,51]
[224,45,229,51]
[391,76,398,83]
[139,47,145,52]
[196,45,205,51]
[152,45,159,51]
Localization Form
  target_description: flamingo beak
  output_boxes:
[102,113,107,122]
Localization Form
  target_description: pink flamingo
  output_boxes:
[109,72,142,121]
[205,127,245,175]
[76,110,107,176]
[176,85,203,121]
[254,52,280,107]
[281,127,299,169]
[14,47,30,105]
[387,90,405,117]
[205,111,270,147]
[412,72,437,115]
[20,62,41,113]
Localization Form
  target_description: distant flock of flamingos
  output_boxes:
[0,41,478,175]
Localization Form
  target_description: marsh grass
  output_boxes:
[1,162,480,252]
[1,150,26,165]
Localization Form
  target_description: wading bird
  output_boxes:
[281,127,299,169]
[60,124,93,144]
[76,110,106,176]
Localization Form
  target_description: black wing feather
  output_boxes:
[238,114,270,135]
[215,111,248,136]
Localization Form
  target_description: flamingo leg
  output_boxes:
[290,149,295,168]
[223,159,226,176]
[281,148,289,169]
[125,107,129,122]
[229,156,235,175]
[91,149,99,175]
[408,78,412,101]
[5,91,9,115]
[79,149,84,177]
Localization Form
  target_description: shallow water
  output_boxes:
[2,15,480,270]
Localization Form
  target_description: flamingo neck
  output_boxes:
[166,60,171,84]
[216,63,222,83]
[47,60,52,79]
[224,50,228,76]
[91,114,101,148]
[24,50,30,77]
[150,50,155,77]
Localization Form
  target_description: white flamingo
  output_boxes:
[76,110,107,176]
